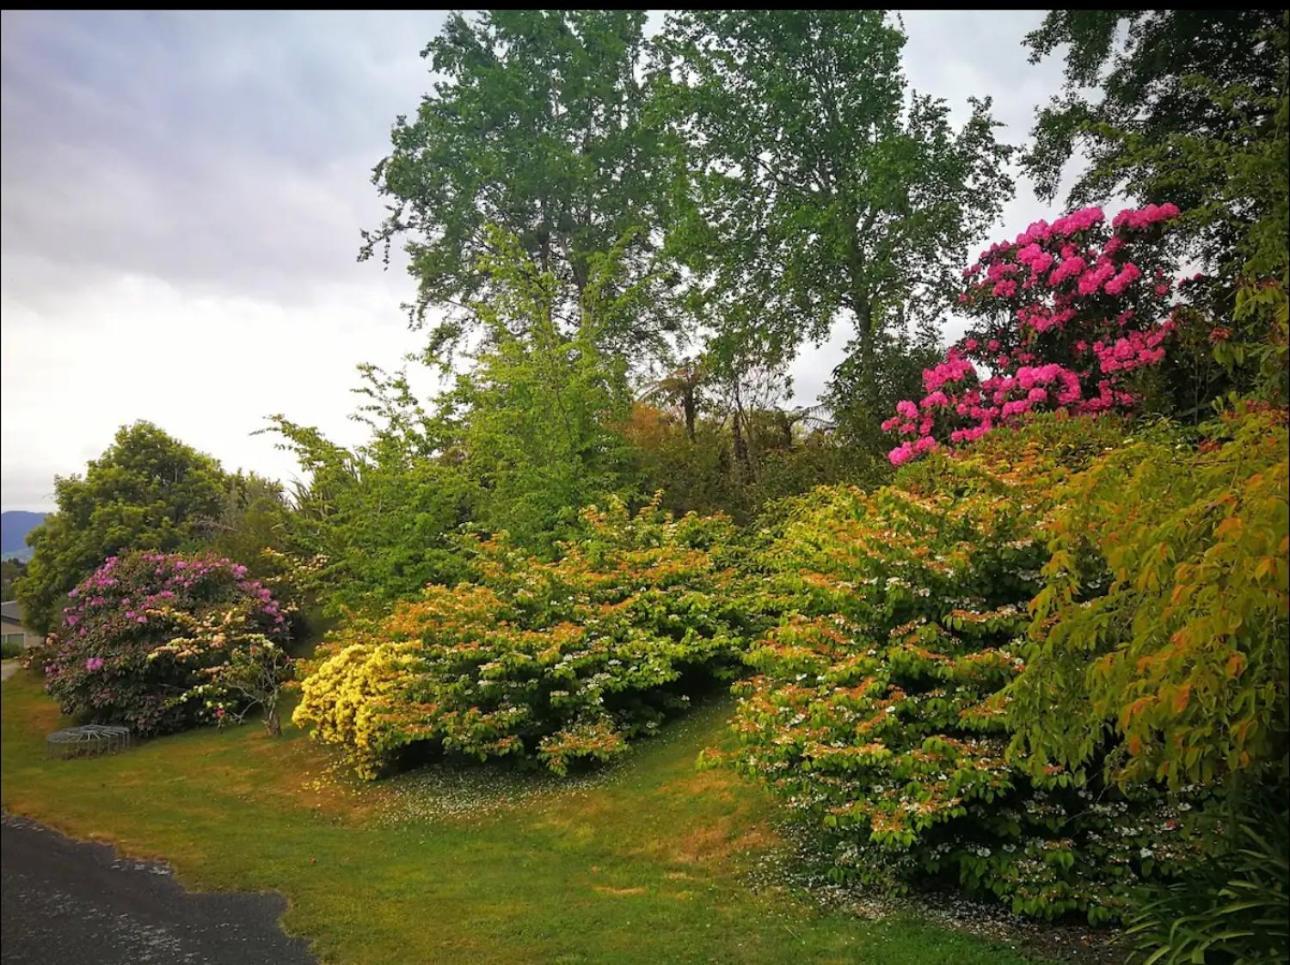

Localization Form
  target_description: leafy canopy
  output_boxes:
[265,366,471,619]
[363,10,678,365]
[654,9,1013,413]
[269,227,644,613]
[1023,11,1287,275]
[438,227,641,550]
[16,422,228,636]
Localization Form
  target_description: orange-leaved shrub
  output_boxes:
[293,497,751,778]
[716,415,1211,921]
[1010,402,1289,794]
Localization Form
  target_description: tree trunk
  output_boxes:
[730,383,753,481]
[263,695,282,737]
[856,298,877,413]
[682,385,697,442]
[731,409,749,477]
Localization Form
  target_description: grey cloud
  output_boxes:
[1,10,447,302]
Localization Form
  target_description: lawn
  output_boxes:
[1,670,1047,964]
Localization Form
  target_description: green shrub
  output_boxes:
[1,639,23,659]
[294,497,750,778]
[1010,403,1289,794]
[717,415,1208,921]
[1007,402,1289,956]
[1126,804,1289,965]
[15,422,230,636]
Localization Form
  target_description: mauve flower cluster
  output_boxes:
[885,203,1184,465]
[65,552,285,633]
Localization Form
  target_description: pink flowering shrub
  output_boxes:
[884,203,1185,465]
[37,552,292,736]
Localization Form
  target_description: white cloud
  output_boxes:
[1,267,438,508]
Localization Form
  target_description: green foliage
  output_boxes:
[15,422,229,636]
[201,472,291,580]
[197,635,294,737]
[272,228,646,614]
[719,415,1208,920]
[1,558,27,601]
[1024,12,1289,407]
[654,9,1013,423]
[1126,804,1289,965]
[1010,404,1289,794]
[825,326,945,452]
[362,10,678,364]
[622,404,737,518]
[624,401,884,525]
[266,368,471,620]
[440,227,640,549]
[1,640,22,659]
[294,497,748,779]
[1024,11,1284,240]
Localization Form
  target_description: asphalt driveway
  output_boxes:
[0,813,315,964]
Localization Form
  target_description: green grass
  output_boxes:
[1,671,1047,964]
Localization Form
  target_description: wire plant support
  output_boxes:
[45,724,132,759]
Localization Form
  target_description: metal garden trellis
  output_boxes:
[45,724,132,759]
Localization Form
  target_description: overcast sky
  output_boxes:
[1,10,1070,512]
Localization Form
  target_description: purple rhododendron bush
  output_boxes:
[34,551,293,736]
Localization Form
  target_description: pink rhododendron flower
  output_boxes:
[1048,255,1088,286]
[921,390,949,409]
[882,201,1186,466]
[1111,202,1180,231]
[1077,260,1116,295]
[1050,206,1104,237]
[888,442,916,466]
[1104,262,1142,296]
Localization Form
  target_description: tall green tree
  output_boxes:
[200,471,292,581]
[440,227,639,549]
[654,10,1013,421]
[1,559,26,601]
[268,228,642,612]
[1024,11,1285,264]
[824,322,944,451]
[362,10,678,364]
[15,422,228,635]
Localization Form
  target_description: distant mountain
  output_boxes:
[1,511,47,562]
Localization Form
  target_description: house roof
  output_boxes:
[1,600,24,626]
